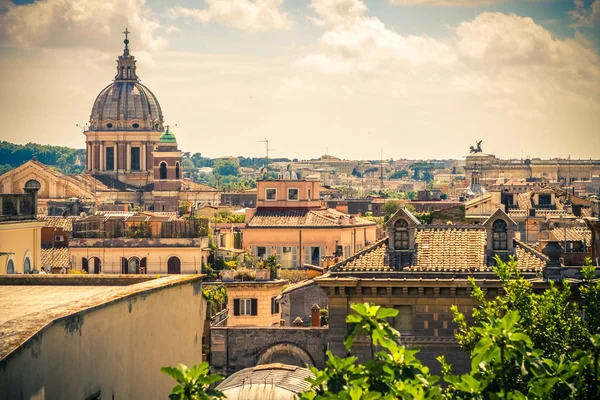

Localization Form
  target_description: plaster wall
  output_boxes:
[0,278,206,400]
[0,221,43,274]
[226,282,285,327]
[243,226,377,266]
[70,245,208,274]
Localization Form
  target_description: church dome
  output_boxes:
[89,31,164,132]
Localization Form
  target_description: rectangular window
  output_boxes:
[288,188,299,201]
[266,188,277,201]
[257,246,267,259]
[393,305,414,335]
[271,296,280,314]
[493,232,508,250]
[234,298,257,316]
[307,188,312,200]
[106,147,115,171]
[130,147,140,171]
[538,194,551,206]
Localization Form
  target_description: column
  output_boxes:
[126,143,131,172]
[99,142,104,171]
[91,143,96,172]
[142,142,147,171]
[86,143,91,171]
[113,144,117,172]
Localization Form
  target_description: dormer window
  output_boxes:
[492,220,508,250]
[394,219,409,250]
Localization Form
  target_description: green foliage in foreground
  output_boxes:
[163,259,600,399]
[161,363,224,400]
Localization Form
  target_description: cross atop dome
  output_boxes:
[122,27,131,57]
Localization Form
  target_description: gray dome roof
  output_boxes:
[89,34,164,132]
[90,81,163,131]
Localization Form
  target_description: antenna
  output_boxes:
[258,139,271,168]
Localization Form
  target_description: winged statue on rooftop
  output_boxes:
[469,140,483,154]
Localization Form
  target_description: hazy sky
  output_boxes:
[0,0,599,161]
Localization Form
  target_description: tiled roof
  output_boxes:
[41,247,71,268]
[181,179,217,191]
[37,216,78,231]
[336,239,392,272]
[414,228,487,271]
[247,209,376,228]
[332,232,547,274]
[514,240,546,271]
[516,192,532,210]
[549,227,592,244]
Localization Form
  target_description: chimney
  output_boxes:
[311,304,321,327]
[293,317,304,327]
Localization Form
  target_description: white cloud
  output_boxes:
[389,0,501,5]
[309,0,367,28]
[569,0,600,27]
[166,26,182,35]
[167,0,292,32]
[0,0,167,51]
[301,0,457,76]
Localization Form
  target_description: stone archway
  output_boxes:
[256,342,315,368]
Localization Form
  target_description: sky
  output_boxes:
[0,0,599,161]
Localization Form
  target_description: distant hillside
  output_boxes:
[0,141,86,176]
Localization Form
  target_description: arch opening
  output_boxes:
[257,343,315,368]
[160,162,167,179]
[167,256,181,274]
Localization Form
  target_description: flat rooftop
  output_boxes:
[0,275,203,361]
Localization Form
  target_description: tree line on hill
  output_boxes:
[0,141,86,175]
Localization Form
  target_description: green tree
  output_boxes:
[389,170,409,180]
[213,159,239,177]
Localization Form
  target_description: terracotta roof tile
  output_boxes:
[413,228,487,270]
[514,240,546,271]
[37,216,78,231]
[40,247,71,269]
[549,227,592,244]
[248,209,376,228]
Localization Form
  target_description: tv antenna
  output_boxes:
[258,139,273,167]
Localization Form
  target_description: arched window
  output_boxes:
[6,259,15,274]
[128,257,140,274]
[159,162,167,180]
[24,257,31,274]
[175,162,180,179]
[394,219,409,250]
[493,220,508,250]
[168,256,181,274]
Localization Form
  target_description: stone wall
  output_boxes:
[210,326,328,376]
[280,280,328,326]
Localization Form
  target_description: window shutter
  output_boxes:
[304,246,310,266]
[233,299,240,316]
[251,299,258,316]
[319,246,326,266]
[292,246,298,268]
[271,297,274,314]
[251,246,257,257]
[277,246,283,263]
[121,257,127,274]
[266,246,272,257]
[82,258,89,273]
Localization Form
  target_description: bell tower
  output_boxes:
[152,126,183,212]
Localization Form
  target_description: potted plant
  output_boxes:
[255,262,270,281]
